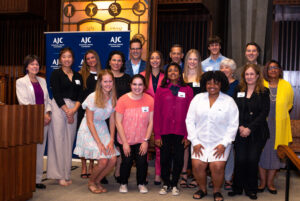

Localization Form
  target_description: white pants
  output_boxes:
[47,99,77,180]
[36,125,48,183]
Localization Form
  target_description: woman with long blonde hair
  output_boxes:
[74,69,118,193]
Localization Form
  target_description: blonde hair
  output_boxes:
[183,49,202,82]
[80,50,102,89]
[94,70,117,108]
[239,64,265,93]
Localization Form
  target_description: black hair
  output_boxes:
[160,62,186,88]
[200,71,229,93]
[105,50,126,72]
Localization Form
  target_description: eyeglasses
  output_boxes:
[268,66,280,70]
[130,48,141,51]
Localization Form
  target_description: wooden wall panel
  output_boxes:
[0,0,44,16]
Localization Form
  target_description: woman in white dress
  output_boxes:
[74,69,119,193]
[186,71,239,201]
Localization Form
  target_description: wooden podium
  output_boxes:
[0,105,44,201]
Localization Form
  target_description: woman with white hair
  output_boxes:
[220,58,239,190]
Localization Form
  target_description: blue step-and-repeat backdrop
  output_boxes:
[45,31,130,97]
[45,31,130,158]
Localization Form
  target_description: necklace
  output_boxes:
[269,87,277,102]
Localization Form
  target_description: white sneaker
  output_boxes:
[138,184,148,193]
[119,184,128,193]
[159,185,169,195]
[172,186,180,196]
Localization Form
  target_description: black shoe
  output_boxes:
[114,175,121,183]
[36,183,46,189]
[246,192,257,200]
[154,181,161,185]
[267,188,277,194]
[100,177,108,184]
[228,191,242,197]
[257,187,265,193]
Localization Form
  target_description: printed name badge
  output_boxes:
[193,82,200,87]
[142,106,149,112]
[29,85,34,91]
[178,91,186,98]
[206,66,213,71]
[75,80,81,85]
[94,76,97,80]
[237,92,245,98]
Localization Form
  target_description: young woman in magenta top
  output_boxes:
[115,74,154,194]
[140,50,164,185]
[154,63,193,196]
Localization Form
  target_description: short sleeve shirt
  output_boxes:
[115,93,154,145]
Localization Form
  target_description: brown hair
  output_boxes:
[208,35,221,46]
[23,54,40,74]
[145,51,164,87]
[239,64,265,93]
[183,49,202,83]
[94,70,117,108]
[80,50,102,89]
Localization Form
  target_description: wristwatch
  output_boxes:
[144,138,149,142]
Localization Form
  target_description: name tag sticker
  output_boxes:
[29,85,34,91]
[178,91,186,98]
[237,92,245,98]
[192,82,200,87]
[142,106,149,112]
[206,66,213,71]
[75,80,81,85]
[94,76,97,80]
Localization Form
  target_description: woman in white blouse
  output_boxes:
[186,71,239,201]
[16,55,51,189]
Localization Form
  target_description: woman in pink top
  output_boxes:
[154,63,193,196]
[140,50,164,185]
[115,74,154,194]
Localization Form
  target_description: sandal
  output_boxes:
[188,178,198,188]
[88,183,102,194]
[224,181,232,190]
[180,172,189,188]
[213,192,224,201]
[96,183,107,193]
[193,189,207,199]
[80,174,88,179]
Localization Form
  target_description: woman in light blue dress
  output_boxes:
[74,69,119,193]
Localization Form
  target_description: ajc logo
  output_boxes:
[53,37,63,44]
[51,59,59,69]
[109,36,123,48]
[79,37,93,48]
[51,37,64,48]
[110,36,122,43]
[81,37,91,44]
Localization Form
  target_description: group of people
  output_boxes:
[16,36,294,201]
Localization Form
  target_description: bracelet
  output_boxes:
[143,138,149,142]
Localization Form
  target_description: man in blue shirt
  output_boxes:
[164,44,184,71]
[201,36,227,72]
[125,38,146,77]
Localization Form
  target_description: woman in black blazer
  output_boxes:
[228,64,270,200]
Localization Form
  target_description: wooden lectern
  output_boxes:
[0,105,44,201]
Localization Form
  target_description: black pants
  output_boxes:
[120,143,148,185]
[160,134,184,187]
[233,136,266,194]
